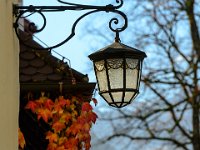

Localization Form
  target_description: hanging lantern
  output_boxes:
[88,40,146,108]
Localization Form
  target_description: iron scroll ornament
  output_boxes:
[13,0,128,50]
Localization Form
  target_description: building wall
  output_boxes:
[0,0,20,149]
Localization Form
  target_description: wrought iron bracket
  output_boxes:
[13,0,128,50]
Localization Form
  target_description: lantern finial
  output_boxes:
[115,31,121,43]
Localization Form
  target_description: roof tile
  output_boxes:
[21,66,37,75]
[30,58,45,67]
[37,66,54,74]
[20,51,35,60]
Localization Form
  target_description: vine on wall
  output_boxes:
[18,95,98,150]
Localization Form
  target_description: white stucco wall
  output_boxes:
[0,0,20,149]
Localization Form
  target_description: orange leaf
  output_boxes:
[18,128,25,149]
[65,99,70,107]
[56,146,66,150]
[46,131,58,143]
[82,102,92,112]
[53,103,64,114]
[36,97,46,105]
[52,121,66,133]
[25,101,37,112]
[83,123,91,132]
[47,143,57,150]
[70,104,76,111]
[64,138,78,149]
[58,96,70,107]
[60,113,71,123]
[66,123,81,136]
[58,137,67,145]
[37,108,52,123]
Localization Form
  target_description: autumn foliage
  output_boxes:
[18,128,26,149]
[22,95,98,150]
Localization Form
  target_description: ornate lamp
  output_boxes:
[13,0,147,108]
[89,34,146,108]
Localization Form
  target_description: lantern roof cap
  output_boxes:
[88,41,147,61]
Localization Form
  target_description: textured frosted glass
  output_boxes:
[108,67,123,89]
[126,59,139,89]
[116,103,123,107]
[126,69,138,89]
[111,92,123,102]
[107,59,123,69]
[96,69,108,92]
[102,93,113,103]
[95,60,105,71]
[121,103,128,107]
[124,92,134,102]
[107,58,123,89]
[95,61,108,92]
[126,59,138,69]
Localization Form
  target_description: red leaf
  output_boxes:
[58,96,70,107]
[88,112,98,124]
[25,101,37,112]
[92,98,98,106]
[44,99,54,110]
[77,116,87,125]
[85,142,91,150]
[82,102,92,112]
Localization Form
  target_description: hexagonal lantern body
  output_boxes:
[88,41,147,108]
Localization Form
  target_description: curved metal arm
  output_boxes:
[13,0,127,50]
[57,0,123,9]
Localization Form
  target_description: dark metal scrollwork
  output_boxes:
[13,0,127,50]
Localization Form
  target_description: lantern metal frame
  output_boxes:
[13,0,147,108]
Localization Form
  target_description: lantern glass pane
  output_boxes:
[102,93,113,103]
[95,60,108,92]
[107,59,123,89]
[116,103,123,107]
[126,59,139,89]
[126,69,138,89]
[124,92,135,103]
[111,92,123,102]
[126,59,138,69]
